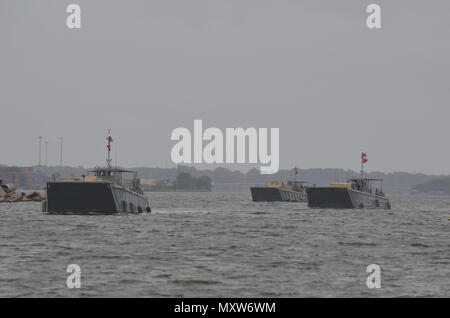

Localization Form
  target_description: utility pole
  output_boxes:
[45,140,48,166]
[38,136,42,167]
[59,137,63,167]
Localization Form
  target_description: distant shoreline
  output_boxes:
[2,164,450,194]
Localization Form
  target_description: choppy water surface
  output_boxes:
[0,192,448,297]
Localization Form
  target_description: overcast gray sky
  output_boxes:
[1,0,449,174]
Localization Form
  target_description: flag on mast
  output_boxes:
[361,152,368,163]
[107,132,113,151]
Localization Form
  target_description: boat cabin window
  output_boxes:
[94,170,112,177]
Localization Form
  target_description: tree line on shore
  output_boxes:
[13,164,450,193]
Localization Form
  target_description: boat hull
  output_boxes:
[251,187,307,202]
[306,187,390,209]
[44,181,149,214]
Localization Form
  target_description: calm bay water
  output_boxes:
[0,191,448,297]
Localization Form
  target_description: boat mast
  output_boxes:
[106,130,113,169]
[360,154,363,178]
[361,152,367,178]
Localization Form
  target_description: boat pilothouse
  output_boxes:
[306,153,391,209]
[43,131,151,214]
[348,178,385,197]
[88,167,144,196]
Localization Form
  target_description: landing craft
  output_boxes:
[250,167,309,202]
[42,131,151,214]
[306,153,391,209]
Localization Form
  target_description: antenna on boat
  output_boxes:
[115,146,118,170]
[106,129,113,169]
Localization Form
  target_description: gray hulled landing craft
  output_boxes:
[306,153,391,209]
[43,131,151,214]
[251,167,308,202]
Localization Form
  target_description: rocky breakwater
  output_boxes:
[0,179,44,203]
[0,191,44,203]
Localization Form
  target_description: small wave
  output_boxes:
[410,243,431,248]
[337,241,377,247]
[154,274,172,279]
[172,279,221,286]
